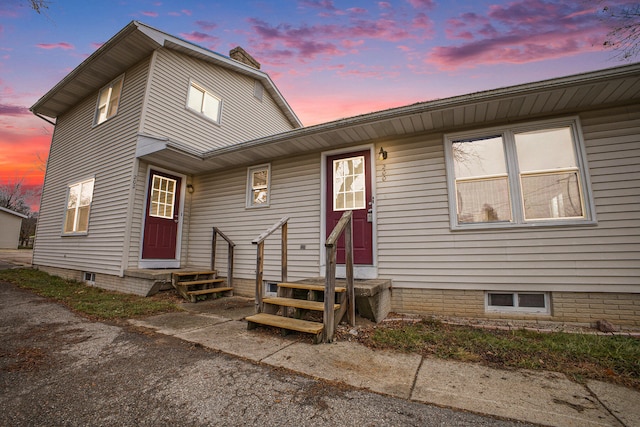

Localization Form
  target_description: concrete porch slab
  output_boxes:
[262,340,421,399]
[412,358,622,427]
[129,312,229,335]
[175,320,298,361]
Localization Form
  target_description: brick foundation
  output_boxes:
[391,288,640,329]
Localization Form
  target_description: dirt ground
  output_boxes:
[0,281,531,427]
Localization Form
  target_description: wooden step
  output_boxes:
[173,270,217,278]
[262,297,339,312]
[187,287,233,296]
[278,282,346,293]
[246,313,324,343]
[177,278,225,287]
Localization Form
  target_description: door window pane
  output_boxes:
[150,175,176,219]
[333,156,366,211]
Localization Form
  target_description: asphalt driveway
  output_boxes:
[0,282,530,426]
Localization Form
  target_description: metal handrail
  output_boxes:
[252,217,289,313]
[324,210,355,343]
[211,227,235,287]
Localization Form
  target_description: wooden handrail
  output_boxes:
[252,217,289,313]
[211,227,235,288]
[324,210,355,343]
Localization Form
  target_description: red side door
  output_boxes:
[142,170,181,259]
[326,150,373,265]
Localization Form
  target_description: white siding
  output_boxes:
[179,105,639,295]
[185,153,321,283]
[142,48,294,152]
[0,211,23,249]
[375,105,640,293]
[33,59,150,275]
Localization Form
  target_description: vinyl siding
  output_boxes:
[178,106,639,295]
[375,105,640,293]
[33,59,150,275]
[141,48,294,152]
[185,152,321,283]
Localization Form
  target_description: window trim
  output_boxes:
[485,291,550,314]
[93,74,124,126]
[186,80,223,124]
[246,164,271,208]
[444,117,596,230]
[62,177,95,236]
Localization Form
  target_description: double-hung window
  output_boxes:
[247,164,270,208]
[63,178,95,234]
[187,81,222,124]
[444,118,593,229]
[94,75,124,125]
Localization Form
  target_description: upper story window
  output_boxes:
[63,178,95,234]
[247,164,270,208]
[444,118,594,230]
[94,75,124,126]
[187,81,222,124]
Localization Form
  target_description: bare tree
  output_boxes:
[0,178,41,215]
[28,0,50,14]
[600,3,640,60]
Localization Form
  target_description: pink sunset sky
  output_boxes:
[0,0,637,212]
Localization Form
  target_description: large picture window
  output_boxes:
[63,178,95,234]
[445,119,593,229]
[187,81,222,124]
[94,75,124,125]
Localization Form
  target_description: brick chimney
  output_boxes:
[229,46,260,69]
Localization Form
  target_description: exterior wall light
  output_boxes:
[378,147,388,160]
[187,184,194,194]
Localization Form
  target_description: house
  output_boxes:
[31,21,640,330]
[0,207,27,249]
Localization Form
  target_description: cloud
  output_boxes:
[179,31,220,47]
[0,104,29,116]
[427,0,612,69]
[35,42,74,50]
[195,21,217,32]
[406,0,436,10]
[141,11,159,17]
[247,10,432,65]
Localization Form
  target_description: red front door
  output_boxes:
[326,150,373,265]
[142,170,181,259]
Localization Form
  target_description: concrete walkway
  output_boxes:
[130,301,640,427]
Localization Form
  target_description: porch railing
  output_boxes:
[324,210,355,343]
[211,227,235,288]
[252,217,289,313]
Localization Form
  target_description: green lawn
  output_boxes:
[363,317,640,389]
[0,268,181,320]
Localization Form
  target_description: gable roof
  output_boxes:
[30,21,302,128]
[138,61,640,174]
[0,207,28,219]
